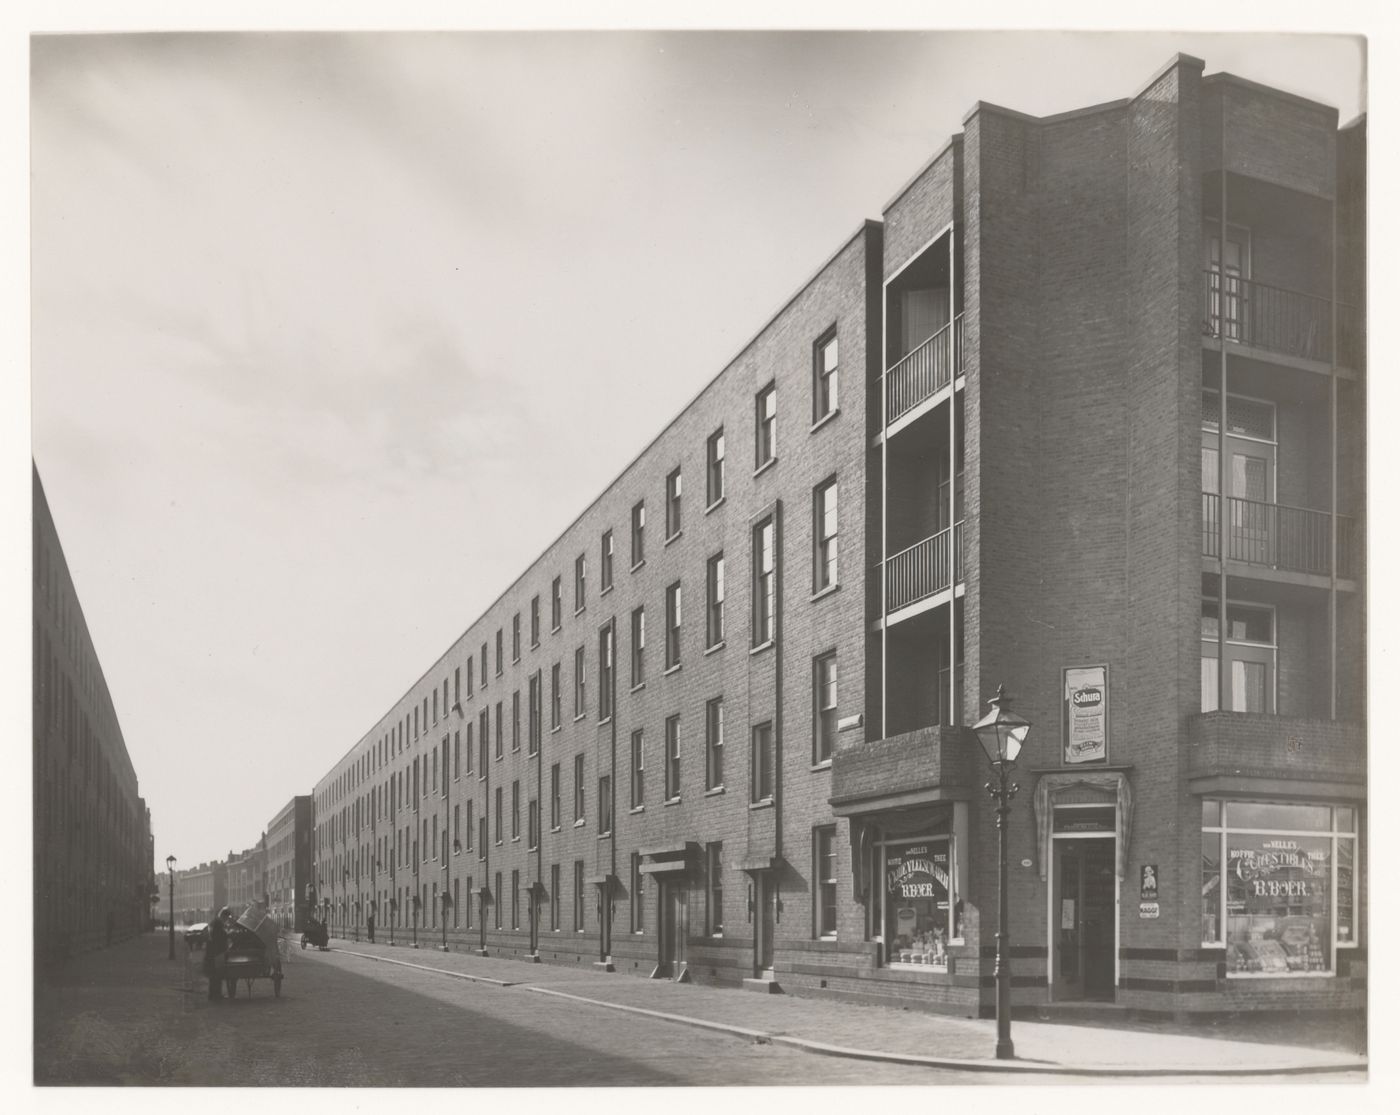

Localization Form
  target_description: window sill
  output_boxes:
[494,840,503,848]
[663,796,682,807]
[629,805,645,815]
[750,640,774,656]
[573,818,586,828]
[511,836,520,844]
[704,641,725,656]
[551,724,562,734]
[531,641,540,651]
[663,663,681,677]
[598,831,612,840]
[630,558,646,574]
[810,760,832,772]
[551,625,561,635]
[630,681,646,694]
[574,606,586,618]
[599,715,613,726]
[600,584,614,598]
[810,582,840,603]
[810,408,840,434]
[573,714,587,724]
[705,785,725,797]
[512,656,520,666]
[705,496,725,515]
[749,799,774,811]
[551,826,562,834]
[664,530,683,547]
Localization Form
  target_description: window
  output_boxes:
[815,827,837,937]
[751,722,774,803]
[706,553,725,648]
[705,697,724,790]
[664,582,681,670]
[706,428,725,506]
[631,501,646,566]
[550,763,561,830]
[512,614,521,662]
[814,652,838,763]
[511,781,520,840]
[478,813,486,858]
[551,663,562,729]
[630,607,646,687]
[573,754,585,823]
[531,595,541,647]
[511,690,520,751]
[631,854,645,934]
[495,629,503,676]
[467,657,474,697]
[574,553,586,613]
[707,842,724,935]
[630,729,645,808]
[551,576,562,631]
[601,530,614,592]
[599,624,614,720]
[494,700,503,759]
[814,478,838,590]
[753,517,776,646]
[511,869,520,930]
[528,672,542,754]
[454,666,461,706]
[1201,600,1276,713]
[882,835,957,968]
[813,330,838,422]
[755,383,776,467]
[494,871,502,929]
[528,798,539,849]
[494,786,503,844]
[1202,801,1358,974]
[480,643,488,688]
[574,861,586,932]
[477,710,488,775]
[664,714,681,801]
[665,467,682,539]
[550,864,561,931]
[466,800,474,852]
[465,722,475,775]
[598,775,612,835]
[574,645,586,718]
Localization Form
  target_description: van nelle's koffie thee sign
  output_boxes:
[1062,665,1108,764]
[886,845,950,900]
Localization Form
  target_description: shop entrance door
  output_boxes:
[1052,839,1117,1001]
[754,874,775,977]
[657,881,686,978]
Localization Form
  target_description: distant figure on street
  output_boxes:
[205,907,231,1001]
[366,907,375,943]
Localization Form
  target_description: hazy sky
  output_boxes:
[28,30,1367,867]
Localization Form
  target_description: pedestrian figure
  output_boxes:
[205,907,231,1001]
[366,907,375,943]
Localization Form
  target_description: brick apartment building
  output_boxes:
[167,860,227,926]
[32,466,153,963]
[266,796,313,930]
[310,56,1365,1017]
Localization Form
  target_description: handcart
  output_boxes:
[219,904,287,999]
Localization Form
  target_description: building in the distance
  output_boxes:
[266,796,313,930]
[310,56,1365,1018]
[168,860,228,926]
[224,845,266,914]
[33,466,153,964]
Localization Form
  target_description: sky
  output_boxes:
[19,22,1372,871]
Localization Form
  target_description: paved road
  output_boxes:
[33,938,1365,1087]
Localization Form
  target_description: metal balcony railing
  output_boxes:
[1204,269,1361,369]
[884,522,963,612]
[1202,493,1356,578]
[886,314,964,424]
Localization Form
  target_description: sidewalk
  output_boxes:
[316,936,1367,1077]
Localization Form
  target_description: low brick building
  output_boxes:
[310,56,1365,1018]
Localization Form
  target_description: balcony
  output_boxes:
[1204,270,1362,369]
[885,314,964,425]
[1187,711,1365,793]
[830,725,976,815]
[884,522,963,613]
[1202,493,1356,579]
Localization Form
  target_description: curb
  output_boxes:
[318,947,1366,1077]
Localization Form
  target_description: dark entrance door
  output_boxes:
[1052,839,1116,1001]
[657,881,686,977]
[754,874,775,977]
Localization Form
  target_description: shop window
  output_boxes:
[815,827,837,938]
[1201,800,1358,975]
[880,833,957,969]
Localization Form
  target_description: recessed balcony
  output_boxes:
[1201,493,1357,580]
[885,314,964,425]
[1204,269,1362,371]
[883,522,963,615]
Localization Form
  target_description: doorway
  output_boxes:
[754,874,775,978]
[657,881,687,978]
[1052,838,1117,1001]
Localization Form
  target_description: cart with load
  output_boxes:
[219,904,287,998]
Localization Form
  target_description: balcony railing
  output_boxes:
[1204,269,1361,368]
[885,522,963,612]
[1202,493,1356,579]
[886,314,964,424]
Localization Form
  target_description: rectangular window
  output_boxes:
[706,427,725,506]
[528,798,539,849]
[574,553,586,613]
[707,842,724,935]
[495,629,503,676]
[630,728,645,808]
[511,690,521,751]
[511,780,520,840]
[574,645,586,718]
[631,501,646,566]
[598,775,612,834]
[512,614,521,662]
[813,330,838,422]
[550,763,561,830]
[815,826,837,937]
[631,853,645,934]
[814,651,838,763]
[630,606,646,687]
[480,643,488,688]
[454,666,461,706]
[599,624,614,720]
[466,722,475,775]
[494,871,502,929]
[706,553,725,648]
[453,731,461,780]
[665,467,682,539]
[753,517,776,646]
[551,663,562,729]
[751,722,774,803]
[528,671,542,754]
[477,711,488,776]
[467,657,474,697]
[755,383,776,467]
[1201,600,1276,714]
[574,860,586,933]
[466,800,474,852]
[705,697,724,791]
[550,864,561,931]
[494,787,503,844]
[664,714,681,801]
[551,576,562,631]
[495,700,503,759]
[814,478,838,590]
[665,582,681,669]
[478,814,486,859]
[511,869,520,930]
[573,754,585,823]
[531,595,541,647]
[601,530,614,592]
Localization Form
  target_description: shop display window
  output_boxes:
[882,837,958,970]
[1201,800,1358,976]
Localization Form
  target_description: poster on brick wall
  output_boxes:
[1062,665,1109,765]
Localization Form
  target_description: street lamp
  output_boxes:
[165,855,176,960]
[972,684,1030,1062]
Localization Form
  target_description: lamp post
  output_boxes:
[165,855,176,960]
[972,684,1030,1062]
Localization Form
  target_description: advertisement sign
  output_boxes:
[1140,865,1158,901]
[1139,902,1160,919]
[1062,665,1109,765]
